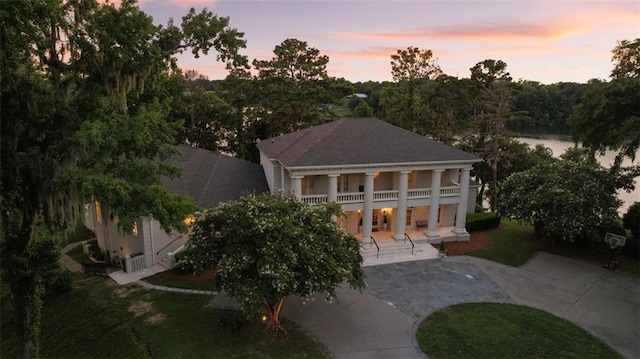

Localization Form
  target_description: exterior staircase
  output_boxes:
[360,239,439,267]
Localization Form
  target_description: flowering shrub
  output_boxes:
[184,192,365,331]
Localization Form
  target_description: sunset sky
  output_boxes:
[135,0,639,84]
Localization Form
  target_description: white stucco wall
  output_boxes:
[259,152,275,192]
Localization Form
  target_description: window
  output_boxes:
[302,176,315,195]
[132,221,138,236]
[338,175,350,193]
[94,200,102,224]
[408,172,415,189]
[406,209,412,226]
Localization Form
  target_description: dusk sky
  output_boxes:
[134,0,639,84]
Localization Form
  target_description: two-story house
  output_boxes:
[257,117,481,244]
[85,117,481,281]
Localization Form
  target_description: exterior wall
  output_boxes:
[374,172,393,190]
[468,186,479,214]
[82,201,189,268]
[413,206,429,225]
[260,152,275,192]
[440,204,457,226]
[273,162,282,191]
[415,171,432,188]
[283,172,292,193]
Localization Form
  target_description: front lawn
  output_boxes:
[467,219,539,266]
[1,275,326,358]
[416,302,621,359]
[66,239,96,263]
[143,268,218,292]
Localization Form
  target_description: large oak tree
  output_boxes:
[0,0,245,357]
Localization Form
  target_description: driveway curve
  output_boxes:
[210,253,638,359]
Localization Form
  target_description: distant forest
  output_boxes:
[196,78,584,132]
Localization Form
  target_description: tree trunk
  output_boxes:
[263,296,287,333]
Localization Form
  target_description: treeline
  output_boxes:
[349,79,585,133]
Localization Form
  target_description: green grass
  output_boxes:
[143,271,218,291]
[331,97,353,117]
[1,275,326,359]
[62,222,95,246]
[416,302,621,359]
[66,239,96,263]
[468,219,539,266]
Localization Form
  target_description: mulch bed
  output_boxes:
[158,229,498,282]
[430,226,498,256]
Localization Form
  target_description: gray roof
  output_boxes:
[257,117,480,167]
[163,145,268,208]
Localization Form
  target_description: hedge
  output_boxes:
[466,212,501,232]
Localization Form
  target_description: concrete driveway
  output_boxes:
[471,252,639,359]
[210,252,639,359]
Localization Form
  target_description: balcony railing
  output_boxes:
[301,186,461,206]
[408,188,431,199]
[440,186,460,196]
[303,194,328,205]
[336,192,364,203]
[373,190,399,201]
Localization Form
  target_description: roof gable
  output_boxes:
[163,145,268,208]
[257,118,480,167]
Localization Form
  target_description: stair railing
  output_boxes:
[404,233,415,255]
[370,236,380,258]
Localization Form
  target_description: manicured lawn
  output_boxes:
[468,219,540,266]
[66,239,96,263]
[416,302,621,359]
[1,276,326,359]
[62,222,95,246]
[144,268,218,292]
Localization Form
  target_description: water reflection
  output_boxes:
[517,136,639,214]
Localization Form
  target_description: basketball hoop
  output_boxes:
[603,233,626,270]
[604,233,626,249]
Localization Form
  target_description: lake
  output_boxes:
[517,136,639,215]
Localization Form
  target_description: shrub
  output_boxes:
[466,212,501,232]
[623,235,639,259]
[623,202,639,239]
[44,268,72,300]
[176,248,215,274]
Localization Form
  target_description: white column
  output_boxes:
[394,171,410,240]
[361,173,375,243]
[454,168,472,240]
[427,169,443,240]
[291,176,303,199]
[328,174,339,202]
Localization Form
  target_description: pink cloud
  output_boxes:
[325,21,580,42]
[322,47,457,61]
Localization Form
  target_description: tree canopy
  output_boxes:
[497,154,635,244]
[251,38,353,137]
[0,0,245,356]
[569,38,640,162]
[185,193,365,332]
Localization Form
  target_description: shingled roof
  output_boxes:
[163,145,268,208]
[257,117,480,167]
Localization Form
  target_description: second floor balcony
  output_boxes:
[300,186,461,206]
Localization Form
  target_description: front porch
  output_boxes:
[352,227,457,267]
